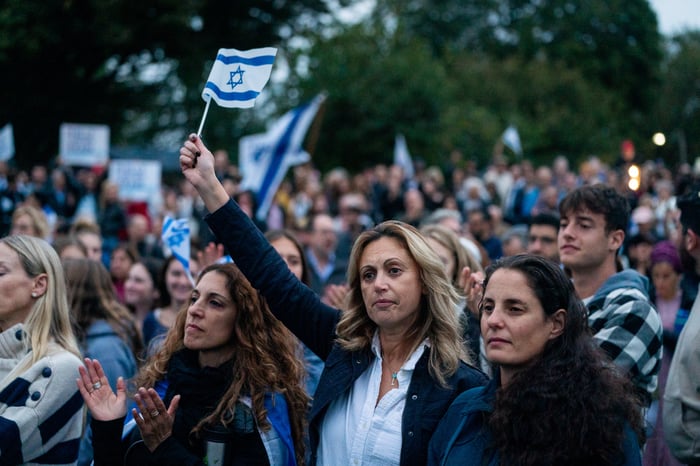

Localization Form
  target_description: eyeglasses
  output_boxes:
[528,235,556,245]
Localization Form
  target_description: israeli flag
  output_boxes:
[393,133,415,181]
[239,94,326,221]
[161,216,195,285]
[202,47,277,109]
[0,123,14,161]
[501,125,523,158]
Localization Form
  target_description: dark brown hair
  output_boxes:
[133,263,309,464]
[482,255,644,465]
[63,258,143,358]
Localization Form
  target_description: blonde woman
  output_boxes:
[0,235,84,464]
[420,224,486,368]
[10,204,50,239]
[179,134,488,466]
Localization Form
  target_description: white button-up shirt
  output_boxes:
[317,333,429,465]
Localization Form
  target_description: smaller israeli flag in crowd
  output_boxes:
[394,133,415,181]
[162,216,195,286]
[202,47,277,109]
[501,125,523,158]
[0,123,15,161]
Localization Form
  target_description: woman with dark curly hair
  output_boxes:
[77,262,309,466]
[428,254,644,466]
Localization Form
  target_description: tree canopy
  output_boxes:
[0,0,333,169]
[0,0,696,173]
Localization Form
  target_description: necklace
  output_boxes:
[384,358,403,387]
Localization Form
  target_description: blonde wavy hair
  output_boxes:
[0,235,80,380]
[12,205,50,239]
[420,224,482,290]
[133,263,309,464]
[336,221,469,386]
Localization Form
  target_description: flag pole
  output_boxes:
[197,99,212,137]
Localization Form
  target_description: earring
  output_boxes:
[31,292,37,298]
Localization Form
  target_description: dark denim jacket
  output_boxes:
[428,377,642,466]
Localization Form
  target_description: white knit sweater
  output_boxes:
[0,324,85,465]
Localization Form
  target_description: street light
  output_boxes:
[627,164,640,191]
[652,132,666,164]
[653,132,666,146]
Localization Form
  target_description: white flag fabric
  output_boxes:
[161,216,195,285]
[202,47,277,109]
[501,125,523,157]
[239,94,326,221]
[0,123,15,161]
[393,133,415,180]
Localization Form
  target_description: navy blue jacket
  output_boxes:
[206,199,488,466]
[428,377,642,466]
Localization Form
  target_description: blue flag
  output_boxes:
[0,123,14,161]
[161,216,195,285]
[239,94,326,221]
[202,47,277,109]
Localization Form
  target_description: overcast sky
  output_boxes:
[649,0,700,36]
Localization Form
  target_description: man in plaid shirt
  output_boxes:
[558,184,663,407]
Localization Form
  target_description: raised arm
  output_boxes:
[179,134,339,359]
[180,134,229,213]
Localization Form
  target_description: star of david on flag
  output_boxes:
[201,47,277,109]
[161,216,195,286]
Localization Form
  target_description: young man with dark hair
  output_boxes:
[558,184,663,408]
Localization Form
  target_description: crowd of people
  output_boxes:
[0,135,697,465]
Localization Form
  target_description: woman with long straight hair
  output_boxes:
[64,257,143,466]
[0,235,84,464]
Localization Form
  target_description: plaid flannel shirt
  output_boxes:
[584,269,663,404]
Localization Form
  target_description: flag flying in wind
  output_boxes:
[161,216,195,286]
[0,123,14,161]
[202,47,277,109]
[501,125,523,158]
[239,94,326,221]
[393,133,415,181]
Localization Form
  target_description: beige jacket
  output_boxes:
[664,285,700,465]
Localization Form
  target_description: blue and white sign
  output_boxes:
[59,123,110,166]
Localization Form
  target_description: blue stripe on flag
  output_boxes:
[256,102,310,210]
[216,54,276,66]
[204,82,260,102]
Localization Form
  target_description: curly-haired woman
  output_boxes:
[78,262,309,465]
